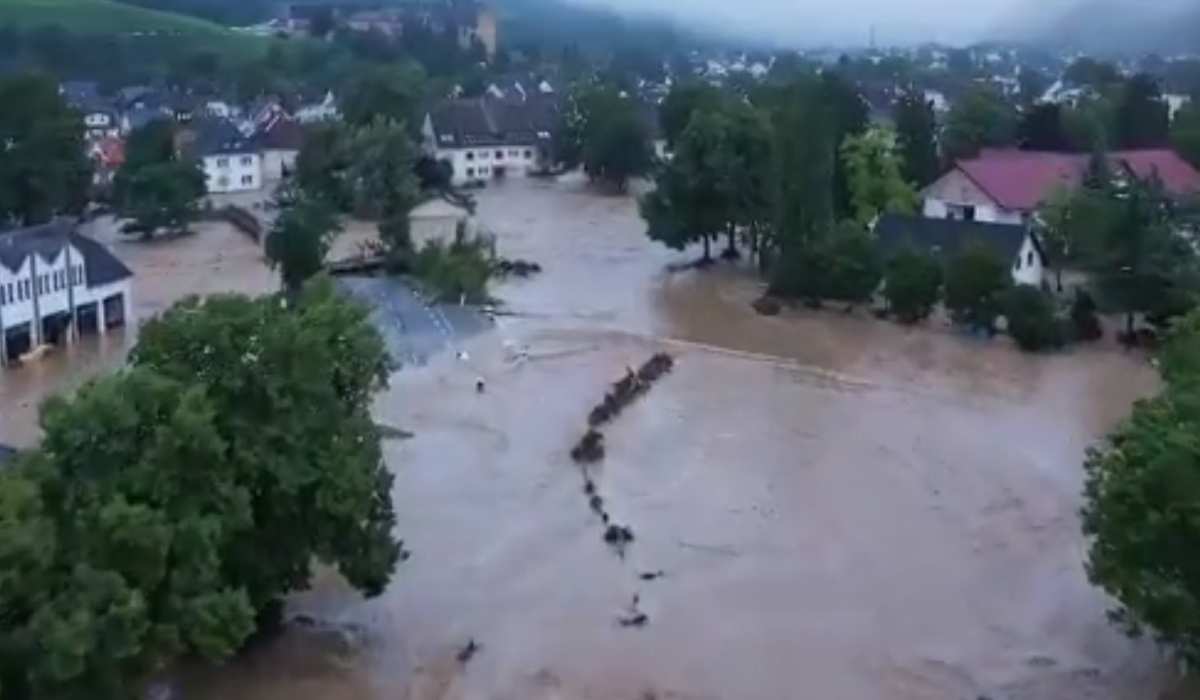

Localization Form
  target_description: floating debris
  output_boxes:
[570,429,605,463]
[618,612,649,628]
[492,258,543,278]
[603,524,635,545]
[638,570,665,581]
[374,423,415,440]
[457,638,482,664]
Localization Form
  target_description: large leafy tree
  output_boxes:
[840,126,918,226]
[1115,73,1171,149]
[819,71,870,220]
[1082,310,1200,663]
[942,86,1018,163]
[113,119,206,239]
[581,96,652,191]
[340,62,426,128]
[1170,102,1200,169]
[0,73,92,226]
[1018,103,1072,151]
[892,86,940,188]
[660,81,724,149]
[265,192,342,295]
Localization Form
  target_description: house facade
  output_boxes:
[0,221,134,366]
[874,213,1046,287]
[256,114,305,181]
[423,96,559,186]
[190,119,263,194]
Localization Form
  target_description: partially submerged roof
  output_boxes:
[0,220,133,287]
[874,213,1039,264]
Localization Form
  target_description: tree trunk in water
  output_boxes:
[725,225,737,256]
[1055,267,1063,293]
[1126,312,1135,341]
[702,234,711,262]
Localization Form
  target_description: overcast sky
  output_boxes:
[566,0,1108,47]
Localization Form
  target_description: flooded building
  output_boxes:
[422,96,560,186]
[0,221,133,366]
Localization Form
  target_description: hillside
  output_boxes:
[0,0,266,54]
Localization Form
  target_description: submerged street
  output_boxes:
[0,177,1182,699]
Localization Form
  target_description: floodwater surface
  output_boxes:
[2,178,1185,698]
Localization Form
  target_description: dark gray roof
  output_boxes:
[429,95,561,148]
[0,220,133,287]
[874,213,1042,264]
[190,118,256,157]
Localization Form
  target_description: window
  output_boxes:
[524,149,533,159]
[1014,256,1021,271]
[241,175,254,186]
[495,150,504,159]
[480,151,490,159]
[216,157,229,168]
[1027,251,1034,266]
[240,156,253,166]
[217,176,229,188]
[466,167,475,177]
[509,149,519,157]
[466,151,475,161]
[22,279,29,298]
[0,284,5,305]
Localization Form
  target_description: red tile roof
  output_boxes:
[952,148,1200,211]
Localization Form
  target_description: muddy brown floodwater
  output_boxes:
[2,177,1188,698]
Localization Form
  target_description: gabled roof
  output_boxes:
[428,95,561,148]
[0,220,132,287]
[949,148,1200,212]
[874,213,1040,264]
[190,118,257,157]
[255,114,305,151]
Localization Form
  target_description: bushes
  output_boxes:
[883,247,942,322]
[409,238,491,303]
[767,222,882,306]
[1003,286,1063,351]
[944,242,1010,331]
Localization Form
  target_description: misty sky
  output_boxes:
[566,0,1121,47]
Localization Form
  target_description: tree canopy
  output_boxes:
[943,241,1011,330]
[1115,73,1171,149]
[112,119,206,239]
[942,86,1018,163]
[0,280,402,699]
[0,73,91,226]
[892,87,940,188]
[840,126,918,226]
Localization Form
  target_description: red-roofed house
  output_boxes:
[922,149,1200,224]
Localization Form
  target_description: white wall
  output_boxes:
[203,152,263,193]
[1011,234,1044,287]
[922,168,1024,225]
[0,245,93,339]
[438,145,541,186]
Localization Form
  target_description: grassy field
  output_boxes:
[0,0,267,56]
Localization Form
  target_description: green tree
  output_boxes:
[118,161,207,239]
[1064,57,1121,88]
[1170,102,1200,169]
[766,77,835,257]
[265,193,341,295]
[1018,103,1071,151]
[0,73,91,225]
[341,63,426,128]
[942,86,1018,163]
[1003,285,1062,351]
[1088,179,1198,337]
[840,126,918,226]
[825,221,883,305]
[944,242,1011,330]
[1081,313,1200,662]
[342,117,419,222]
[1115,73,1171,149]
[660,81,723,149]
[113,119,206,239]
[893,86,940,188]
[883,246,942,322]
[581,95,653,191]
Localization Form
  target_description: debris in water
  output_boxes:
[638,570,665,581]
[589,494,604,513]
[618,613,649,628]
[570,429,605,463]
[374,423,415,440]
[457,638,482,663]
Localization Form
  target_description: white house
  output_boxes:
[82,109,120,140]
[409,197,474,248]
[0,220,134,366]
[874,213,1046,287]
[295,91,340,124]
[423,96,559,186]
[191,119,263,194]
[255,113,305,182]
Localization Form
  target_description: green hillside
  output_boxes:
[0,0,267,55]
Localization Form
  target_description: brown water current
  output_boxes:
[2,176,1189,698]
